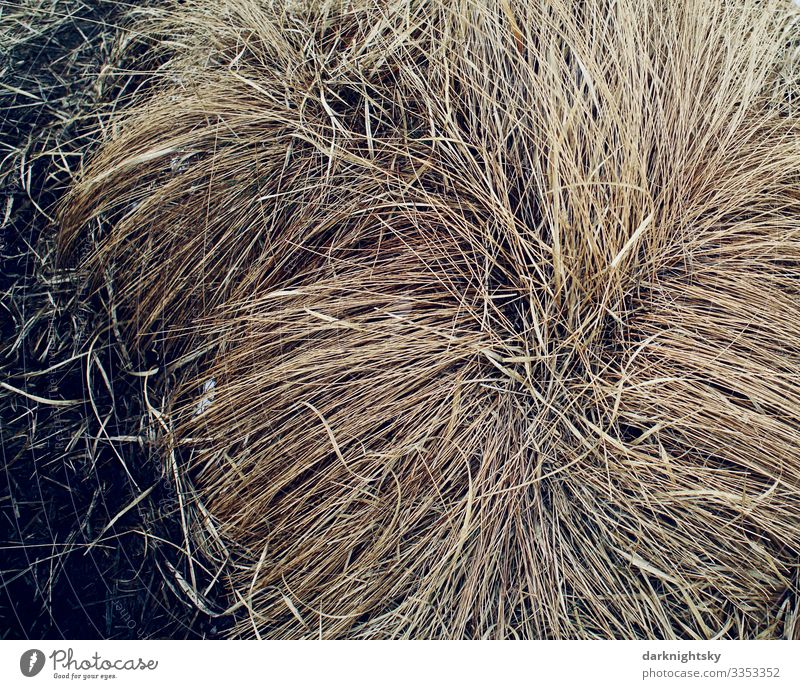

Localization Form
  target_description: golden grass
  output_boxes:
[61,0,800,638]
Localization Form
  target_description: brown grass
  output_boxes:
[59,0,800,638]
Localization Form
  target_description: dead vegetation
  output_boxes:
[0,0,229,638]
[25,0,800,638]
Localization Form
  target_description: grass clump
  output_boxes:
[61,0,800,639]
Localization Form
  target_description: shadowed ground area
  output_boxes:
[0,0,231,640]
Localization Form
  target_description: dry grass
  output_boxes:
[1,0,231,638]
[60,0,800,638]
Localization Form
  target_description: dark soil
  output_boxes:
[0,0,231,640]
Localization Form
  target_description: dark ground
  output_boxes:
[0,0,231,640]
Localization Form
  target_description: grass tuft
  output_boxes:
[55,0,800,639]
